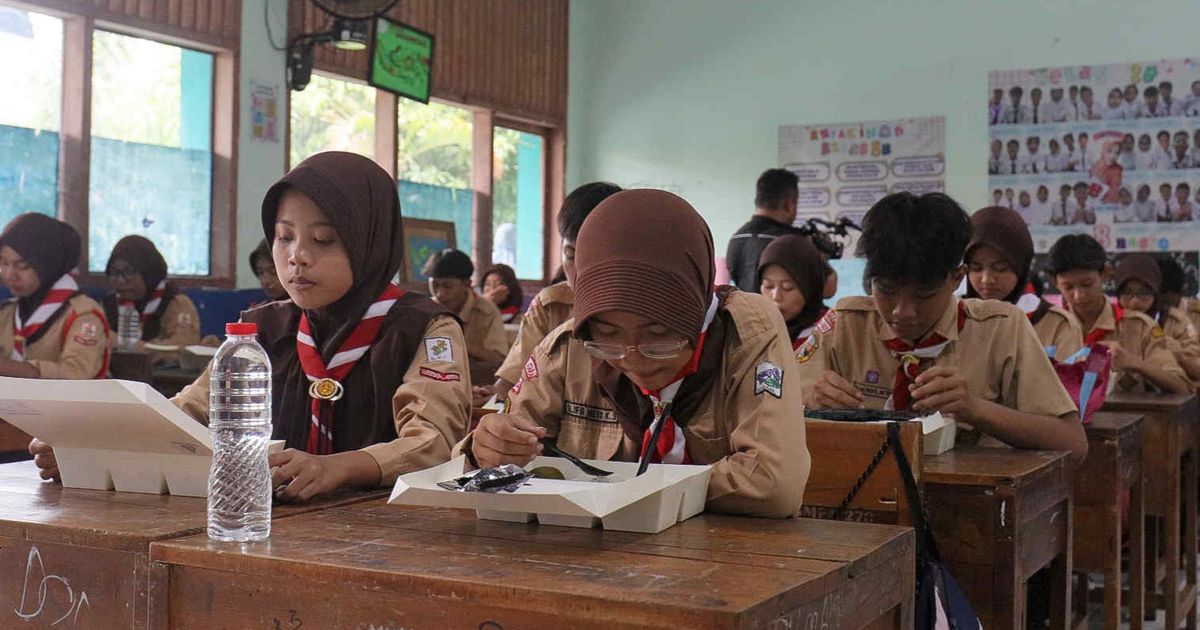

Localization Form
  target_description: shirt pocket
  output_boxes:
[682,410,730,464]
[557,415,624,461]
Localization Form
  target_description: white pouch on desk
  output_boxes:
[0,377,279,497]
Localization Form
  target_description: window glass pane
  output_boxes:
[89,30,213,275]
[397,99,472,274]
[289,73,375,166]
[493,127,544,279]
[0,7,61,223]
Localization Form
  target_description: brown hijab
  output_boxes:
[571,189,728,442]
[573,189,714,343]
[1114,253,1166,322]
[756,234,827,341]
[102,235,178,340]
[0,213,83,322]
[964,206,1034,303]
[247,151,449,453]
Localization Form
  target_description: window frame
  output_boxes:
[5,1,238,289]
[285,70,563,284]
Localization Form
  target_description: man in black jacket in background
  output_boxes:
[725,168,803,289]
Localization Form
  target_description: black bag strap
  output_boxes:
[886,421,942,562]
[833,435,891,520]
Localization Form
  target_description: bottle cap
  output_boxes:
[225,322,257,335]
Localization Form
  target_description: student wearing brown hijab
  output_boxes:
[756,234,828,352]
[0,213,108,380]
[102,235,201,348]
[1112,254,1200,385]
[458,189,810,518]
[33,152,472,496]
[964,206,1082,359]
[490,182,622,402]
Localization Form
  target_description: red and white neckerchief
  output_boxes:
[11,274,78,360]
[638,294,719,465]
[883,301,967,411]
[120,280,167,324]
[296,284,404,454]
[499,304,520,324]
[792,308,829,351]
[1080,302,1123,348]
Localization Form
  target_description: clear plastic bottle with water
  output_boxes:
[116,303,141,351]
[207,322,273,542]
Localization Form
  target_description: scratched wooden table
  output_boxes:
[148,501,917,629]
[1072,411,1145,630]
[923,448,1074,629]
[0,460,386,629]
[1102,393,1199,629]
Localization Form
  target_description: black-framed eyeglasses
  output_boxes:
[581,339,689,361]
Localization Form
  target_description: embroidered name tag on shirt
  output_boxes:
[419,367,461,382]
[854,381,893,400]
[425,337,454,363]
[563,401,616,423]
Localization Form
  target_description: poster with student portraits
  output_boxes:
[988,58,1200,286]
[779,116,946,254]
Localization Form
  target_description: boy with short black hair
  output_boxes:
[796,192,1086,461]
[1049,235,1189,394]
[428,248,510,385]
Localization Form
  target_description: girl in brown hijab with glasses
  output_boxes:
[457,189,810,518]
[32,152,471,497]
[103,235,201,348]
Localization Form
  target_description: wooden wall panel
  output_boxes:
[289,0,568,126]
[24,0,240,49]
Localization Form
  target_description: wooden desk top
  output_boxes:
[151,502,914,628]
[1103,392,1198,415]
[923,447,1071,487]
[0,460,386,552]
[1085,411,1144,438]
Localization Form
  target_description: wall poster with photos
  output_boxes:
[989,57,1200,294]
[780,116,946,255]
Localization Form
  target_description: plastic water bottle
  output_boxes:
[116,303,141,351]
[207,322,273,542]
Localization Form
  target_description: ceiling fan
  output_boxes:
[288,0,399,91]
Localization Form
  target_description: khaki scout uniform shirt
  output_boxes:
[1180,298,1200,334]
[457,291,510,385]
[455,290,811,518]
[1035,304,1084,361]
[1156,307,1200,385]
[0,295,108,379]
[148,294,202,347]
[173,316,471,483]
[1078,301,1187,394]
[796,297,1078,421]
[495,281,574,385]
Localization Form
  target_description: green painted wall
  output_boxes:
[568,0,1200,253]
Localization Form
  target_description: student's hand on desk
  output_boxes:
[809,370,865,408]
[910,367,977,420]
[28,438,60,482]
[471,413,545,468]
[270,449,343,502]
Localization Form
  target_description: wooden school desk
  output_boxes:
[148,502,917,629]
[0,461,386,629]
[923,448,1074,629]
[1073,411,1145,630]
[1102,393,1199,629]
